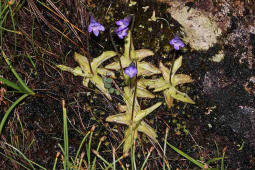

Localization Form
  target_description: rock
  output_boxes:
[210,50,225,62]
[167,3,222,51]
[219,106,255,146]
[202,70,231,96]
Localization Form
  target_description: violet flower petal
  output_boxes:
[98,25,105,31]
[93,29,99,36]
[90,16,97,23]
[115,16,131,30]
[88,24,93,33]
[169,36,185,50]
[124,64,138,78]
[88,16,105,36]
[115,27,128,39]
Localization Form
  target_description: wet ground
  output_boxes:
[1,0,255,169]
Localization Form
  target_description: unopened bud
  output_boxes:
[223,147,227,153]
[92,149,98,156]
[123,152,129,158]
[100,136,107,142]
[149,146,154,153]
[112,147,116,154]
[80,152,85,159]
[166,127,169,134]
[90,125,96,132]
[56,152,60,158]
[8,0,15,5]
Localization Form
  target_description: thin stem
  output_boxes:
[130,62,137,170]
[110,28,124,76]
[130,73,137,122]
[168,52,176,84]
[163,128,169,170]
[129,14,135,33]
[85,14,94,75]
[140,147,154,170]
[128,15,135,61]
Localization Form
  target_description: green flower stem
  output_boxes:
[109,28,124,76]
[130,67,137,170]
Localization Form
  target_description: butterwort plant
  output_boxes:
[57,16,116,99]
[88,16,105,36]
[106,31,160,77]
[57,51,117,100]
[138,56,195,108]
[106,86,162,153]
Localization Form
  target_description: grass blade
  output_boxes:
[53,152,60,170]
[166,142,205,168]
[87,125,95,169]
[74,131,90,164]
[62,100,69,170]
[2,50,35,95]
[0,151,30,170]
[163,128,169,170]
[0,93,29,135]
[140,147,154,170]
[92,136,106,170]
[4,142,46,170]
[0,77,22,91]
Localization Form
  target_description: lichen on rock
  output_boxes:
[168,5,222,51]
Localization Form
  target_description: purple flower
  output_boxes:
[115,27,129,39]
[169,36,185,50]
[115,16,131,30]
[115,16,131,39]
[88,16,105,36]
[124,64,137,78]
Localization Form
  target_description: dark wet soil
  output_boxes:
[1,0,255,169]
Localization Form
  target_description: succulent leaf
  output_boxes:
[123,87,140,113]
[91,51,117,71]
[74,52,90,73]
[134,102,162,122]
[136,86,155,98]
[171,56,182,81]
[168,86,195,104]
[135,49,154,61]
[83,78,89,87]
[104,55,131,70]
[57,65,85,77]
[97,68,116,78]
[137,61,161,76]
[163,90,174,108]
[105,113,128,125]
[137,121,157,141]
[139,78,170,92]
[118,104,127,113]
[172,74,193,86]
[159,62,170,81]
